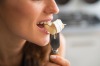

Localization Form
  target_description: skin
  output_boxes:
[0,0,70,66]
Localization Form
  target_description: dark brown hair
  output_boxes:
[0,0,4,4]
[22,41,51,66]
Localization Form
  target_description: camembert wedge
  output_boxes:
[44,19,65,35]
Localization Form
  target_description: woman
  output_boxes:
[0,0,70,66]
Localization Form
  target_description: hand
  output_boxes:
[44,55,70,66]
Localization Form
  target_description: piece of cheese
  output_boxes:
[44,19,65,35]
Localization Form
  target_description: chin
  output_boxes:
[40,41,49,46]
[37,39,50,46]
[29,35,50,46]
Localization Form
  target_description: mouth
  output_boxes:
[37,21,52,33]
[37,21,51,28]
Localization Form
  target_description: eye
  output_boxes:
[84,0,99,4]
[55,0,70,5]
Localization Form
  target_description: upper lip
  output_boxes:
[37,18,53,24]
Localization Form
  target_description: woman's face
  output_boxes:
[0,0,59,46]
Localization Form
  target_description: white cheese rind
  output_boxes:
[53,19,64,33]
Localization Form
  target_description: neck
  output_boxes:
[0,20,26,66]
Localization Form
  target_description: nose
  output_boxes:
[44,0,59,14]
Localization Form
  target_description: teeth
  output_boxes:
[44,22,47,24]
[40,22,44,24]
[37,21,52,25]
[47,22,52,26]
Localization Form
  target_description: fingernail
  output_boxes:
[50,55,57,59]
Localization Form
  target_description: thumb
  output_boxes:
[50,55,70,66]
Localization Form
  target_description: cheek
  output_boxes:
[1,0,49,45]
[15,1,42,19]
[2,1,38,34]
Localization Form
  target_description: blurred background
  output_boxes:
[54,0,100,66]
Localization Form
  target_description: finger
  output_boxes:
[44,62,60,66]
[50,55,70,66]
